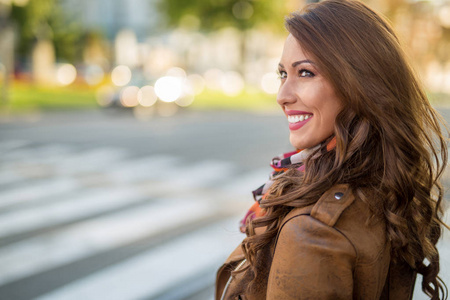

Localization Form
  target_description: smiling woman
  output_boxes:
[216,0,449,300]
[277,34,342,150]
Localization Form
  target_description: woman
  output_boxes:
[216,0,449,299]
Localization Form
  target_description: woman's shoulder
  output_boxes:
[278,184,388,262]
[268,184,391,299]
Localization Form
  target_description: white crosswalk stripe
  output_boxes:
[0,196,221,286]
[106,155,181,183]
[0,178,80,209]
[0,172,27,186]
[0,140,32,154]
[2,144,73,162]
[0,140,249,300]
[0,186,146,238]
[221,167,269,196]
[35,217,243,300]
[51,148,130,175]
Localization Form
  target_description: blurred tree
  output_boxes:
[157,0,291,32]
[0,3,14,104]
[10,0,83,64]
[157,0,298,75]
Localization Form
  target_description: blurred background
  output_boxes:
[0,0,449,299]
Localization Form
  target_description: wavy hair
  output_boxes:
[236,1,449,299]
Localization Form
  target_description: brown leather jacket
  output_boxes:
[216,184,417,300]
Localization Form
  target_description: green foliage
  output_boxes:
[191,88,278,111]
[51,14,84,62]
[6,81,97,111]
[5,81,279,112]
[157,0,289,32]
[10,0,84,63]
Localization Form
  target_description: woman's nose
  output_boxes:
[276,82,297,107]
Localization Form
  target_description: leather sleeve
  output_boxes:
[266,214,356,300]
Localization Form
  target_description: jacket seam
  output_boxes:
[272,213,310,256]
[353,244,388,266]
[336,200,387,267]
[333,227,359,267]
[273,214,358,262]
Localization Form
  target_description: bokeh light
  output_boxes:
[56,63,77,86]
[115,30,139,67]
[166,67,187,78]
[96,85,115,107]
[120,86,140,107]
[261,72,279,94]
[185,74,205,95]
[84,65,105,86]
[221,71,244,96]
[138,86,158,107]
[204,68,224,90]
[111,65,132,87]
[12,0,29,6]
[175,94,195,107]
[232,1,254,20]
[439,5,450,28]
[154,76,183,102]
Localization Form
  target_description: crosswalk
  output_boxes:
[2,139,448,300]
[0,140,266,300]
[34,219,240,300]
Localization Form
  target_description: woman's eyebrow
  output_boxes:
[278,60,315,69]
[292,60,314,67]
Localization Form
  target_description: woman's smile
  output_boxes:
[285,110,313,131]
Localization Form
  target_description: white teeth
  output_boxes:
[287,114,312,123]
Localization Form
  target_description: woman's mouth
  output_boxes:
[286,113,313,130]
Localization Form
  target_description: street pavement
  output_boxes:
[0,108,448,300]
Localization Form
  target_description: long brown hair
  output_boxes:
[237,0,449,299]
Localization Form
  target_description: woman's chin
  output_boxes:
[290,135,310,150]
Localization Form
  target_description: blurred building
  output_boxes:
[60,0,161,40]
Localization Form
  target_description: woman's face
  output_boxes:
[277,34,342,149]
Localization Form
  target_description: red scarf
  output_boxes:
[239,137,336,233]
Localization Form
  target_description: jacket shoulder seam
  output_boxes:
[333,226,358,264]
[273,213,310,255]
[273,213,358,260]
[310,185,355,227]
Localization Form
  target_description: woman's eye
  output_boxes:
[278,70,287,80]
[299,69,314,77]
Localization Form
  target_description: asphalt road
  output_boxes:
[0,107,449,300]
[0,108,290,170]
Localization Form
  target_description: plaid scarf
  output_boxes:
[239,137,336,233]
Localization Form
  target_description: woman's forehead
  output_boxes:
[280,34,310,65]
